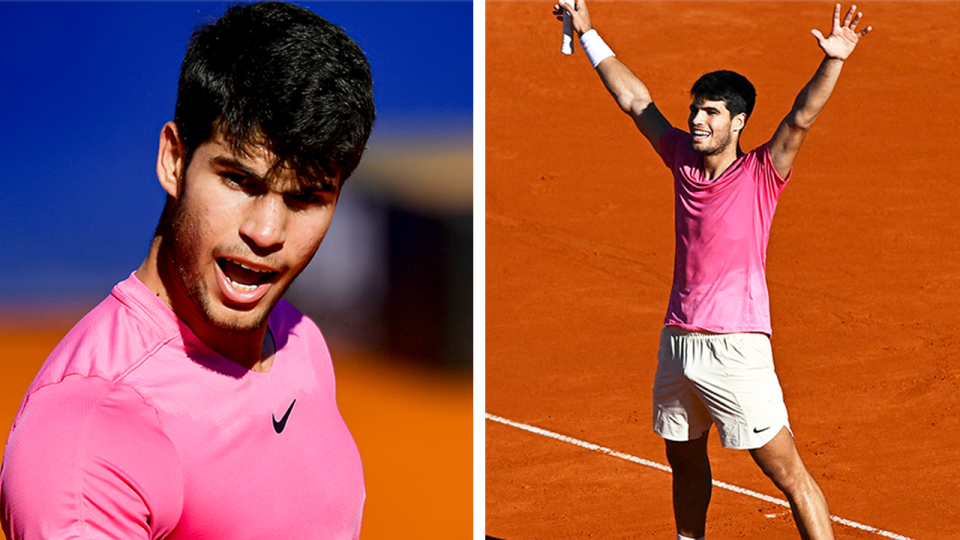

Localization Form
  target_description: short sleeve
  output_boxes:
[760,143,791,189]
[1,376,183,540]
[658,127,687,169]
[749,144,791,200]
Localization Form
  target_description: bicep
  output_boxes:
[767,114,811,179]
[1,378,183,539]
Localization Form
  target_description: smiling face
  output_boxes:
[688,97,745,157]
[160,126,340,336]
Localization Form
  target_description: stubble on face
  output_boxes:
[163,173,278,335]
[155,131,340,344]
[688,98,741,158]
[692,128,734,157]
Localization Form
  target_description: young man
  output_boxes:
[1,3,375,538]
[553,2,871,539]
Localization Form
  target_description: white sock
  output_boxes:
[678,535,704,540]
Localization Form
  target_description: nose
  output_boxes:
[239,194,286,250]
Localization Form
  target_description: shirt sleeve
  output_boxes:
[658,127,687,170]
[1,376,183,540]
[757,143,792,192]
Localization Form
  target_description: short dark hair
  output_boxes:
[174,2,375,185]
[690,70,756,122]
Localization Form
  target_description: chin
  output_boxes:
[692,144,713,157]
[692,141,726,157]
[212,312,269,333]
[197,294,277,334]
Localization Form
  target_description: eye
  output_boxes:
[221,172,268,195]
[222,172,251,187]
[285,189,332,208]
[287,191,317,204]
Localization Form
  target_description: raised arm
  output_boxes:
[768,3,872,178]
[554,0,673,154]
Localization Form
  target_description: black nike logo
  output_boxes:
[273,399,297,434]
[753,426,771,434]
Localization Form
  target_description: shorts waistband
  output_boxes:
[662,326,765,340]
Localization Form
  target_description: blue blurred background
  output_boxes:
[0,1,473,370]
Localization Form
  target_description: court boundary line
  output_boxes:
[487,413,915,540]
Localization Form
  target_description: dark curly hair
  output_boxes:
[690,70,756,122]
[174,2,376,185]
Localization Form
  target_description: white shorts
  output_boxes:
[652,326,790,450]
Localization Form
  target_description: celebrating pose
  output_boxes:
[553,2,871,539]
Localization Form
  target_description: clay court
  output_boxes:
[486,2,960,539]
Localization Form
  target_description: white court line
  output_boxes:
[487,413,916,540]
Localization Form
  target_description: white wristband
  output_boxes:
[579,29,615,69]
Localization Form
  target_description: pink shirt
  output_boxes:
[1,273,364,539]
[659,128,791,335]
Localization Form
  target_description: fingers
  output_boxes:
[826,4,871,39]
[555,0,575,13]
[842,4,856,27]
[849,11,862,31]
[552,0,573,21]
[841,4,871,38]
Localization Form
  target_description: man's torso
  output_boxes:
[658,128,791,334]
[1,273,364,539]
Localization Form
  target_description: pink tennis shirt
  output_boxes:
[1,273,364,539]
[659,128,791,335]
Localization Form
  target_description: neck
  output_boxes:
[700,144,743,181]
[136,235,276,372]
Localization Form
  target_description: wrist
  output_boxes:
[580,29,615,68]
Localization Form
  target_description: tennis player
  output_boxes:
[0,3,375,538]
[553,2,870,539]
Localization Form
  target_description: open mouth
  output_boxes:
[692,129,711,141]
[216,258,276,292]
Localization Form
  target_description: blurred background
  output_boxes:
[0,2,472,538]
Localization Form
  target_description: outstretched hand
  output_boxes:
[811,3,872,60]
[552,0,593,36]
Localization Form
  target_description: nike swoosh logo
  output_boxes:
[753,426,771,434]
[273,399,297,434]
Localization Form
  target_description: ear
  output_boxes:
[732,112,747,133]
[157,122,185,198]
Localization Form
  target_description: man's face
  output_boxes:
[165,134,340,334]
[687,97,744,157]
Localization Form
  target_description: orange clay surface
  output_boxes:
[487,2,960,539]
[0,324,472,540]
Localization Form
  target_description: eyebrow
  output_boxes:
[211,156,268,184]
[690,103,723,113]
[211,155,339,193]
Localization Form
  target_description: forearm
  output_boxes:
[570,21,672,149]
[561,3,658,123]
[788,55,845,130]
